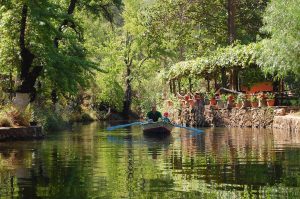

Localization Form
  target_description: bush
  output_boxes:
[81,113,94,122]
[0,104,31,127]
[0,115,14,127]
[33,106,69,131]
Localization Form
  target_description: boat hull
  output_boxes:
[142,122,173,137]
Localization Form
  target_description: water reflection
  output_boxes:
[0,122,300,198]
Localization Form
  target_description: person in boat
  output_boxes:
[146,105,162,122]
[162,112,171,123]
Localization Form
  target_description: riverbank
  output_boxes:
[0,126,44,141]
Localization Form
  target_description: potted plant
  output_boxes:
[257,92,266,107]
[208,90,216,106]
[250,95,258,108]
[235,95,243,109]
[240,94,249,108]
[217,94,227,109]
[227,94,234,108]
[266,92,275,106]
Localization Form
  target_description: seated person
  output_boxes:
[162,112,171,123]
[146,105,162,122]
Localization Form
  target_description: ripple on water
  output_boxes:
[1,123,300,198]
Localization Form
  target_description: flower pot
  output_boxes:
[267,99,275,106]
[258,99,266,107]
[251,102,258,108]
[228,95,234,101]
[210,98,217,106]
[184,95,190,101]
[243,100,251,108]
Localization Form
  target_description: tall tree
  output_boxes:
[259,0,300,77]
[0,0,121,111]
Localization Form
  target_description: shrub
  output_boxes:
[220,94,228,103]
[0,115,14,127]
[81,113,94,122]
[0,105,31,127]
[33,106,69,131]
[266,92,275,99]
[250,95,258,102]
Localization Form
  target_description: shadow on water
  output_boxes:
[0,122,300,198]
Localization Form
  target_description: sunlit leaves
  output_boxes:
[258,0,300,78]
[166,43,259,80]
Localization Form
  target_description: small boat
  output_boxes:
[142,121,173,137]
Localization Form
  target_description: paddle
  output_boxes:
[107,121,145,131]
[172,124,204,134]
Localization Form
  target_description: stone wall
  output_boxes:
[0,126,44,141]
[273,115,300,133]
[204,107,275,128]
[169,102,299,129]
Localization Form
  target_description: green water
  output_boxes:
[1,122,300,199]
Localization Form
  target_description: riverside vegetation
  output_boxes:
[0,0,300,131]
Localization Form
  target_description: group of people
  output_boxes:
[146,105,170,123]
[146,91,205,123]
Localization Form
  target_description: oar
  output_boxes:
[107,122,144,131]
[172,124,204,134]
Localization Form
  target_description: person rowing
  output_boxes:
[146,105,162,122]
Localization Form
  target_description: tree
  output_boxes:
[259,0,300,77]
[0,0,120,111]
[142,0,268,91]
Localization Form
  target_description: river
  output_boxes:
[0,122,300,198]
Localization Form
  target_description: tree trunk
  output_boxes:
[177,79,181,93]
[227,0,238,91]
[221,67,227,88]
[123,63,132,119]
[206,78,210,92]
[230,69,239,91]
[173,80,176,96]
[14,4,42,110]
[214,75,218,90]
[227,0,236,44]
[169,81,173,94]
[188,78,192,92]
[54,0,78,47]
[52,0,78,103]
[13,92,31,112]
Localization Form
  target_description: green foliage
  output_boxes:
[239,67,268,89]
[220,94,228,103]
[258,0,300,77]
[266,92,275,99]
[166,43,260,80]
[236,94,245,103]
[250,95,258,102]
[207,89,216,99]
[0,115,14,127]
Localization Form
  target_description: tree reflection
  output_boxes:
[0,124,300,198]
